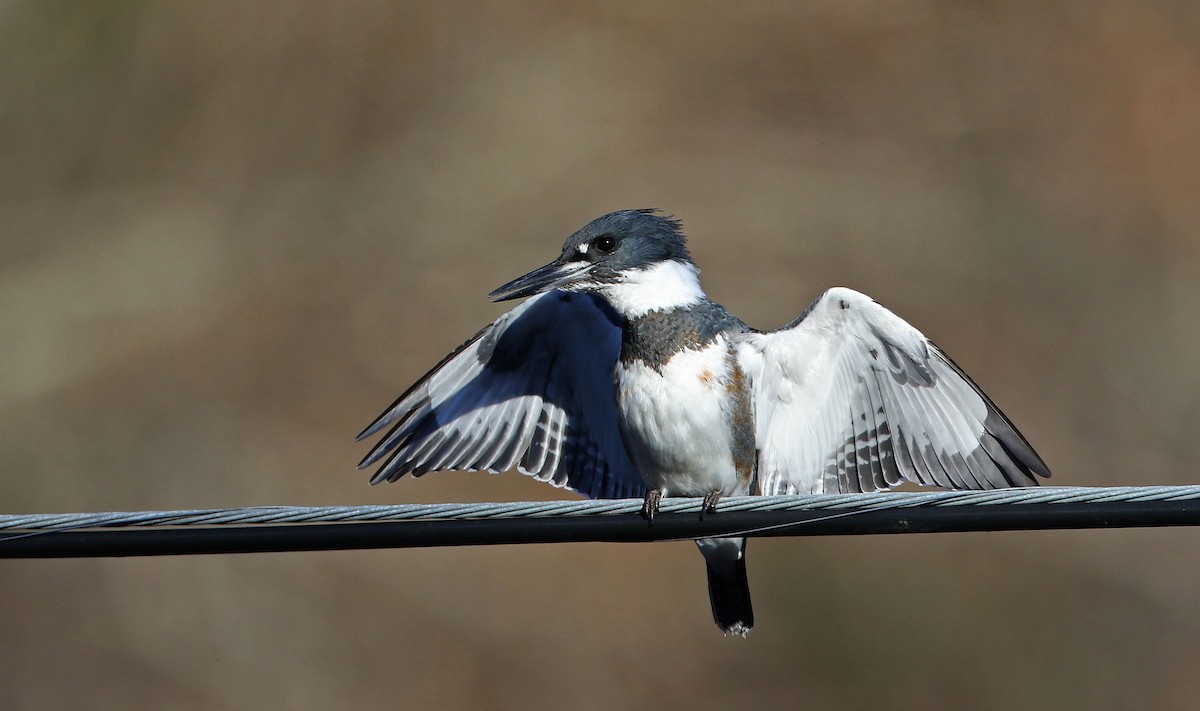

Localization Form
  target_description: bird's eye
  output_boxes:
[593,235,617,253]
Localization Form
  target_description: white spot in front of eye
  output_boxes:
[578,243,589,254]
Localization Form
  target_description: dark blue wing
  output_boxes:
[358,291,645,499]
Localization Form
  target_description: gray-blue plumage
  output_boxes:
[621,301,746,371]
[562,208,693,275]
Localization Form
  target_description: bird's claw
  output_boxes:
[640,489,662,526]
[700,490,722,521]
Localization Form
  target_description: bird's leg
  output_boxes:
[700,490,723,520]
[640,489,663,525]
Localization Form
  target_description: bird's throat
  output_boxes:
[599,260,705,319]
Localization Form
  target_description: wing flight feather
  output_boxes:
[737,287,1049,495]
[357,291,645,499]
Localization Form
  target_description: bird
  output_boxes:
[356,209,1051,636]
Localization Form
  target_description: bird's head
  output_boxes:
[489,209,696,309]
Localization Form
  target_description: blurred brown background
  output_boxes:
[2,1,1199,709]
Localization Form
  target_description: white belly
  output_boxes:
[615,341,742,496]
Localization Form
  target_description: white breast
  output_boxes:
[615,339,744,496]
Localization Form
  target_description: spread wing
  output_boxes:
[737,287,1050,495]
[357,291,645,499]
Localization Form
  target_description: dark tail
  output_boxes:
[696,537,753,636]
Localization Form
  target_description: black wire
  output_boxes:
[2,499,1200,558]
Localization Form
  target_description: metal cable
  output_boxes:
[0,485,1195,557]
[2,486,1199,558]
[3,485,1200,532]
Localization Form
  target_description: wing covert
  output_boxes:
[737,287,1050,495]
[357,291,645,499]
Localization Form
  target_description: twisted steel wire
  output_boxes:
[0,485,1196,559]
[3,485,1200,532]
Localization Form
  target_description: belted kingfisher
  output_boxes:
[357,209,1051,636]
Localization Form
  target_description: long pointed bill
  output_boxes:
[489,260,591,302]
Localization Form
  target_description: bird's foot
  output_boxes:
[640,489,662,526]
[700,490,722,520]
